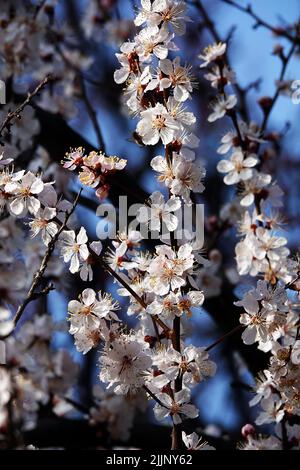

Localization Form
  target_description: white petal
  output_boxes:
[77,227,88,244]
[114,67,129,84]
[82,288,96,306]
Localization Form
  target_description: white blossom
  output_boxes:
[199,42,227,68]
[136,103,179,146]
[208,94,237,122]
[59,227,89,273]
[137,191,181,232]
[182,431,215,450]
[154,388,198,424]
[99,334,152,394]
[217,150,258,185]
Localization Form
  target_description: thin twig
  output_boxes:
[193,0,249,121]
[217,0,297,43]
[0,75,54,138]
[205,324,244,351]
[166,150,183,450]
[143,385,168,408]
[79,76,106,152]
[101,260,170,334]
[0,189,82,339]
[261,41,297,134]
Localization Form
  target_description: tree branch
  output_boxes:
[0,189,82,339]
[0,75,54,139]
[218,0,297,43]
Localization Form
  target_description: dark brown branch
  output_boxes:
[218,0,297,43]
[79,76,106,152]
[260,41,297,133]
[193,0,249,120]
[101,260,170,334]
[205,324,244,351]
[0,189,82,339]
[143,385,168,409]
[0,75,54,138]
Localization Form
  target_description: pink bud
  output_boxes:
[241,424,255,439]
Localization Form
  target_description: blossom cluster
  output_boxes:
[201,40,300,449]
[0,314,78,432]
[63,0,217,449]
[1,0,299,453]
[62,147,127,201]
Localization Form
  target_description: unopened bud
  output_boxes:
[258,96,273,112]
[273,44,284,56]
[241,424,255,439]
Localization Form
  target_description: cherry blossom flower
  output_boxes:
[6,171,44,216]
[0,306,14,337]
[135,25,177,62]
[136,103,179,145]
[217,150,258,185]
[199,42,227,68]
[241,435,282,450]
[152,345,216,386]
[252,227,289,262]
[147,244,194,295]
[147,290,204,318]
[62,147,84,171]
[154,388,198,424]
[99,335,152,394]
[235,281,288,349]
[114,42,139,84]
[154,57,195,102]
[0,367,10,427]
[59,227,89,273]
[250,370,276,407]
[137,191,181,232]
[125,66,152,112]
[68,288,119,353]
[78,240,103,282]
[29,207,58,245]
[182,432,215,450]
[135,0,190,36]
[170,154,206,204]
[0,152,13,169]
[166,97,196,128]
[207,94,237,122]
[239,171,272,207]
[150,153,205,204]
[204,65,235,88]
[255,397,285,425]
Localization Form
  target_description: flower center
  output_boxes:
[153,115,166,130]
[81,306,92,315]
[170,402,181,415]
[20,186,31,197]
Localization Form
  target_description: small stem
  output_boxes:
[143,385,168,408]
[194,0,249,121]
[281,417,289,450]
[205,324,244,351]
[80,76,106,152]
[0,190,82,339]
[261,41,297,134]
[217,63,245,149]
[217,0,296,43]
[101,260,170,334]
[171,316,183,450]
[0,75,54,137]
